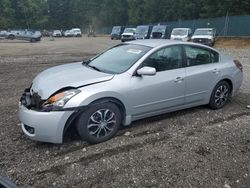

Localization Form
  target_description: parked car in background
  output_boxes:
[191,28,216,46]
[71,28,82,37]
[135,25,152,39]
[42,30,51,37]
[111,26,125,40]
[64,30,74,37]
[121,27,136,42]
[19,40,243,144]
[0,30,8,38]
[6,30,42,42]
[150,25,170,39]
[170,28,192,41]
[52,30,62,37]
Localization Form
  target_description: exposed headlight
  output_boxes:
[43,89,81,110]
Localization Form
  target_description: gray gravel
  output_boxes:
[0,37,249,188]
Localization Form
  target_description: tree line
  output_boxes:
[0,0,249,30]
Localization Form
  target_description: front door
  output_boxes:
[127,45,186,117]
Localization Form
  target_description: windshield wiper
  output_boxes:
[82,59,91,65]
[87,64,101,72]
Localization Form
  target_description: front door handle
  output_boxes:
[175,77,184,83]
[212,69,220,74]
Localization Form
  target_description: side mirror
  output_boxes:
[137,66,156,76]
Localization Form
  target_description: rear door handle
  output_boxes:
[175,77,184,83]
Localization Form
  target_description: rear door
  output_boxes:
[183,45,221,104]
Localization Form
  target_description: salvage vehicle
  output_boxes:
[121,28,136,42]
[170,28,192,41]
[135,25,153,39]
[191,28,216,46]
[111,26,125,40]
[150,25,170,39]
[52,30,62,37]
[63,30,74,37]
[6,30,42,42]
[71,28,82,37]
[19,40,243,144]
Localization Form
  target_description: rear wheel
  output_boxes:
[209,81,231,109]
[76,102,121,144]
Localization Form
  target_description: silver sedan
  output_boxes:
[19,40,243,144]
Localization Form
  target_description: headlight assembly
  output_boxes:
[43,89,81,111]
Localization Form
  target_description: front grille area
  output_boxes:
[20,88,45,111]
[152,32,163,39]
[123,35,132,38]
[193,38,210,43]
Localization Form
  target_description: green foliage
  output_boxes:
[0,0,249,29]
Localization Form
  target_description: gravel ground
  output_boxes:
[0,37,249,188]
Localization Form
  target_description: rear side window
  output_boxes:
[184,45,219,67]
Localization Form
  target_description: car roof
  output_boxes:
[127,39,182,48]
[172,28,190,30]
[126,39,220,53]
[195,28,214,30]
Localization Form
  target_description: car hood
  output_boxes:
[171,35,186,38]
[31,62,114,99]
[192,35,213,40]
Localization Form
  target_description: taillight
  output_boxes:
[234,60,243,72]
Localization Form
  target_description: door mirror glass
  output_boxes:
[137,66,156,76]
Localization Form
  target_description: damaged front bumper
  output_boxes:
[18,89,74,144]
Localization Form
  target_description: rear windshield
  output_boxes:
[88,44,152,74]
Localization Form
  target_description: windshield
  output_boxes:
[112,27,121,33]
[136,26,149,34]
[194,29,214,35]
[172,29,188,36]
[124,28,136,33]
[87,44,151,74]
[152,26,166,33]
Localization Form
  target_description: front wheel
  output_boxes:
[209,81,231,109]
[8,35,15,40]
[30,38,36,42]
[76,102,121,144]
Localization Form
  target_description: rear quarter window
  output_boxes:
[184,45,220,67]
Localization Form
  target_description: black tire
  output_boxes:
[76,102,121,144]
[30,38,36,42]
[8,35,15,40]
[209,81,231,109]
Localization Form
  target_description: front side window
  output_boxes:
[184,45,219,67]
[142,45,183,72]
[88,44,151,74]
